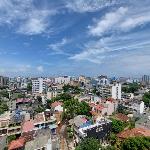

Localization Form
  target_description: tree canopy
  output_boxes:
[111,119,125,133]
[63,84,81,94]
[121,136,150,150]
[142,92,150,107]
[122,83,140,93]
[75,138,101,150]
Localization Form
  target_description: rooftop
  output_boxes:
[25,128,51,150]
[51,101,63,108]
[8,137,25,150]
[34,113,45,124]
[115,113,129,122]
[117,128,150,139]
[16,98,32,103]
[22,120,34,133]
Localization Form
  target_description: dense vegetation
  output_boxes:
[63,84,81,94]
[111,118,126,133]
[122,83,140,93]
[142,92,150,107]
[121,137,150,150]
[48,92,91,120]
[75,138,101,150]
[0,100,8,114]
[0,90,9,114]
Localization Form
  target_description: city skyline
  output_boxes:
[0,0,150,76]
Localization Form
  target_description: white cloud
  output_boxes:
[88,7,128,36]
[48,38,69,51]
[65,0,120,13]
[0,0,57,35]
[37,66,44,72]
[89,5,150,36]
[120,15,150,31]
[70,39,107,63]
[70,31,150,64]
[48,38,71,55]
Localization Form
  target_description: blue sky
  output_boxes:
[0,0,150,77]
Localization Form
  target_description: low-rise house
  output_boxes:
[51,101,63,112]
[73,115,111,143]
[90,99,118,116]
[8,137,26,150]
[121,93,134,100]
[115,113,129,122]
[117,128,150,140]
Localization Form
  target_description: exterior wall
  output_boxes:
[54,105,63,112]
[111,83,121,99]
[32,78,46,94]
[54,76,71,84]
[102,102,115,116]
[139,101,144,114]
[47,91,58,99]
[74,120,111,143]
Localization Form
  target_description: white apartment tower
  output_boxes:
[111,82,121,100]
[32,78,46,93]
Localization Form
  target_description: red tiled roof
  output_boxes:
[115,113,129,122]
[16,98,32,103]
[8,138,25,150]
[117,128,150,139]
[51,101,63,108]
[22,120,34,133]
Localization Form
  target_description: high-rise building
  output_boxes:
[142,75,150,85]
[32,78,46,93]
[0,76,9,87]
[111,82,121,100]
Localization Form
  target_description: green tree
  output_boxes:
[122,83,140,93]
[0,100,8,115]
[75,138,101,150]
[27,82,32,91]
[77,101,91,116]
[7,135,16,143]
[0,90,9,98]
[121,137,150,150]
[142,92,150,107]
[111,119,125,133]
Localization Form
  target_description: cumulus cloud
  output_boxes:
[89,7,128,36]
[0,0,57,35]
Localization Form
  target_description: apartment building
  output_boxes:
[73,115,111,144]
[32,78,46,94]
[98,82,121,100]
[54,76,71,84]
[47,85,63,100]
